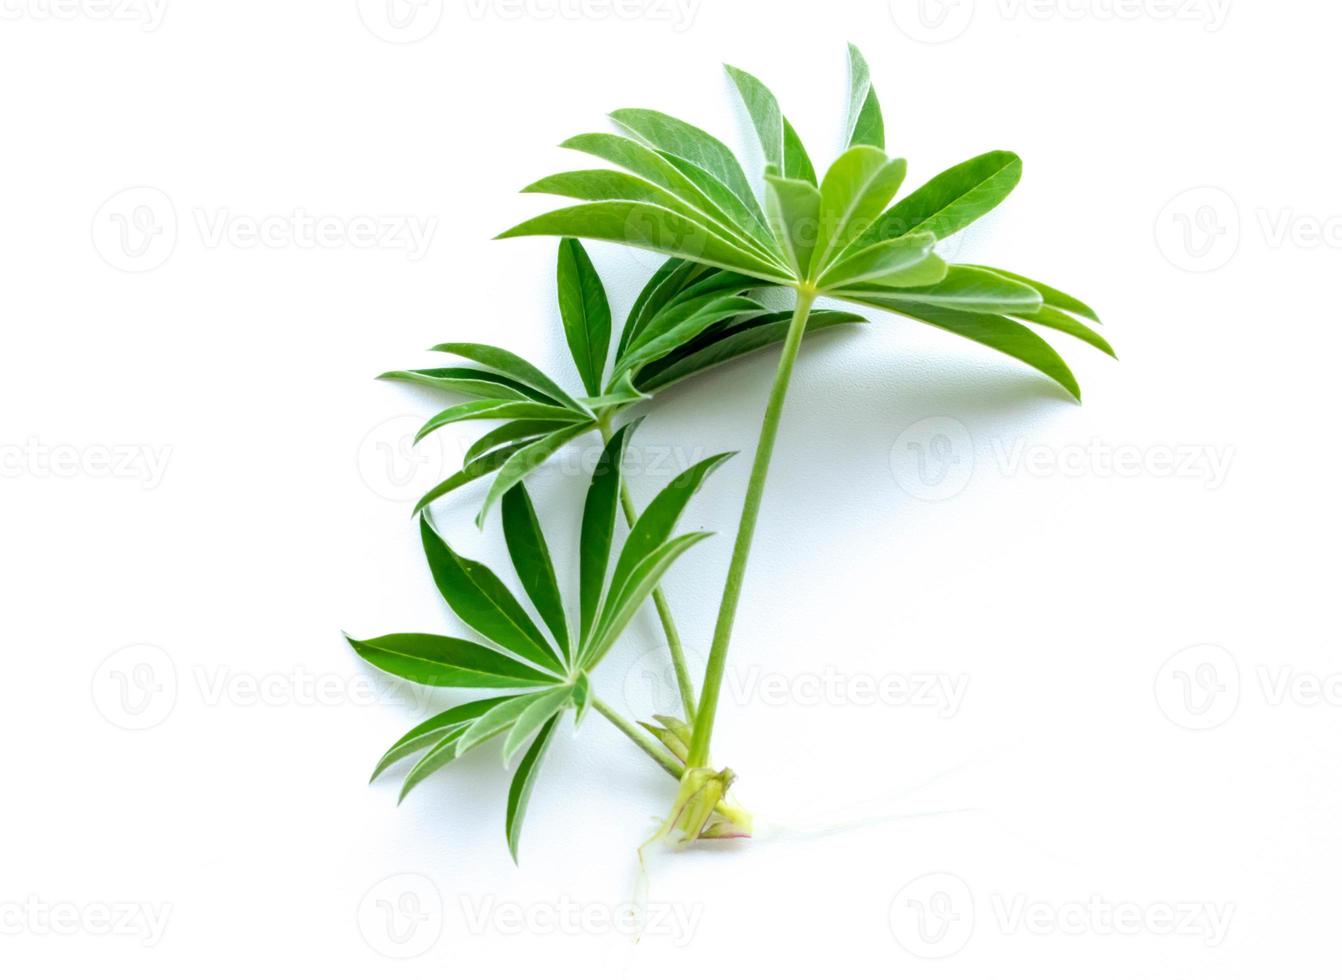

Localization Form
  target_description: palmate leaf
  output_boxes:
[500,46,1108,401]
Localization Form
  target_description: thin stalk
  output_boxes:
[597,417,697,722]
[593,696,684,779]
[686,288,816,769]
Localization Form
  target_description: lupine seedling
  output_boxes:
[358,45,1112,858]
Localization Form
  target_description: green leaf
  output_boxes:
[725,64,784,170]
[558,134,780,263]
[782,118,817,185]
[464,420,566,466]
[610,108,766,227]
[585,532,715,668]
[617,294,766,375]
[839,265,1042,314]
[498,201,791,283]
[809,147,908,279]
[635,309,867,391]
[1014,306,1116,359]
[501,483,571,660]
[429,342,587,413]
[764,173,822,279]
[862,151,1022,245]
[455,691,551,756]
[398,730,469,803]
[579,420,640,643]
[370,696,512,782]
[416,399,587,444]
[854,299,1081,400]
[414,441,537,514]
[420,518,564,674]
[816,232,936,291]
[605,453,734,611]
[845,44,885,150]
[378,367,560,404]
[618,257,706,359]
[962,265,1102,322]
[347,633,557,688]
[502,687,571,765]
[555,238,612,397]
[572,672,591,726]
[477,422,598,526]
[506,714,561,863]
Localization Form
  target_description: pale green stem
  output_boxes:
[596,417,698,722]
[686,288,816,769]
[593,696,684,779]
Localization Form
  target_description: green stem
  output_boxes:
[687,288,816,769]
[593,696,684,779]
[597,417,698,722]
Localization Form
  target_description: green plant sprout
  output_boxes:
[357,45,1112,858]
[349,423,748,860]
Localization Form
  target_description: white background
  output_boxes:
[3,0,1339,976]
